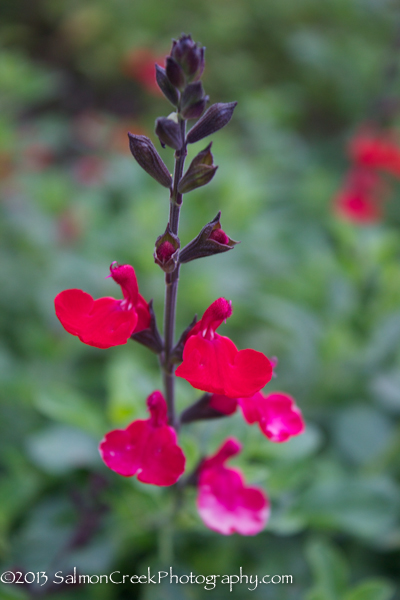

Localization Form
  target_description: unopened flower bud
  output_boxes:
[209,229,230,244]
[179,211,239,263]
[178,142,217,193]
[155,116,182,150]
[186,102,237,144]
[154,225,180,273]
[128,133,172,188]
[155,64,180,107]
[170,34,205,82]
[165,56,186,90]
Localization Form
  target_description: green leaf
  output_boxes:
[306,538,349,600]
[344,579,395,600]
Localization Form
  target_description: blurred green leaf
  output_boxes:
[35,386,106,437]
[344,579,395,600]
[306,538,348,600]
[26,425,100,474]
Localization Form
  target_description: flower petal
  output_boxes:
[99,421,147,477]
[55,289,138,348]
[176,334,272,398]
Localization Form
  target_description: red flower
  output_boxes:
[197,438,269,535]
[99,391,185,486]
[121,48,164,96]
[333,166,387,223]
[54,262,150,348]
[175,298,272,398]
[209,391,305,442]
[348,126,400,176]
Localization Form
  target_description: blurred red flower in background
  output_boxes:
[333,124,400,224]
[121,48,165,96]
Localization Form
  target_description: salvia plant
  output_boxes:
[54,34,305,536]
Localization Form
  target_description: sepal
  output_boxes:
[128,133,172,188]
[180,393,231,424]
[155,64,180,107]
[154,225,180,273]
[165,56,186,90]
[170,314,197,364]
[155,116,182,150]
[131,299,164,354]
[178,143,217,193]
[186,102,237,144]
[181,82,208,120]
[179,211,239,263]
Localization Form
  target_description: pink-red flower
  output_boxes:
[54,262,150,348]
[239,392,305,442]
[99,391,185,486]
[197,438,269,535]
[209,391,305,442]
[175,298,272,398]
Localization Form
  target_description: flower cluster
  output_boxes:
[54,34,305,536]
[333,125,400,223]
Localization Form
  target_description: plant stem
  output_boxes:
[163,118,187,428]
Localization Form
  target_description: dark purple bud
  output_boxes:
[186,102,237,144]
[154,225,180,273]
[128,133,172,188]
[180,393,231,424]
[165,56,186,90]
[155,64,180,107]
[178,142,217,193]
[131,299,164,354]
[179,211,239,263]
[155,116,182,150]
[170,34,205,82]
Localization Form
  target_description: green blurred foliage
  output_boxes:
[1,0,400,598]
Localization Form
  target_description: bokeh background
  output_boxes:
[2,0,400,598]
